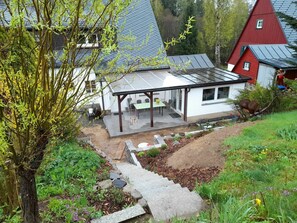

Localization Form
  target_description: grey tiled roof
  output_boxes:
[116,0,167,70]
[271,0,297,43]
[0,0,167,71]
[168,54,214,70]
[249,44,296,69]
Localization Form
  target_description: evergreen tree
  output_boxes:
[175,2,198,55]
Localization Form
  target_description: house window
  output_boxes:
[77,33,100,48]
[256,19,263,29]
[217,87,230,99]
[202,88,215,101]
[243,62,250,71]
[202,87,230,102]
[85,80,96,93]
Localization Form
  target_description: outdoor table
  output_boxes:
[134,101,166,118]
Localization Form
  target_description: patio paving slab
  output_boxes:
[103,109,187,137]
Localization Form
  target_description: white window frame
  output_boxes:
[202,86,230,103]
[77,34,100,48]
[85,80,96,93]
[243,62,250,71]
[256,19,263,29]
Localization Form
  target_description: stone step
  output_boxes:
[132,177,175,190]
[147,190,203,221]
[140,184,183,200]
[116,162,203,222]
[91,204,145,223]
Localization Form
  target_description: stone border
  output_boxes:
[77,137,147,222]
[125,128,215,168]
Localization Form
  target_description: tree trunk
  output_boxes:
[3,163,20,215]
[18,169,40,223]
[215,43,221,66]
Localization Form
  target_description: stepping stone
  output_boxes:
[113,179,127,188]
[110,172,121,180]
[91,204,146,223]
[97,180,112,189]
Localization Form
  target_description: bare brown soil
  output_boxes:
[82,121,257,191]
[136,122,256,190]
[167,122,255,170]
[81,124,197,159]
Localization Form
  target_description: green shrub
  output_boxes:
[146,148,160,157]
[173,134,182,141]
[48,198,72,219]
[185,133,193,139]
[137,151,145,157]
[109,188,125,205]
[160,144,167,150]
[233,84,297,115]
[277,124,297,141]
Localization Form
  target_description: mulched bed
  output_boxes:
[136,134,221,191]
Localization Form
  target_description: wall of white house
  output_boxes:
[257,63,276,88]
[186,83,245,119]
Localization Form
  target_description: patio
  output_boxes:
[103,108,187,137]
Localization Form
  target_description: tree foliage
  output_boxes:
[0,0,194,221]
[152,0,249,65]
[175,1,198,55]
[203,0,248,66]
[0,0,168,222]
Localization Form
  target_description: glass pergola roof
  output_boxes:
[109,68,250,96]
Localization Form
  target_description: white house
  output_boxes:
[106,54,250,132]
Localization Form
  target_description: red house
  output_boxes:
[227,0,297,86]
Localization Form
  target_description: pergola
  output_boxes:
[109,67,249,132]
[109,69,191,132]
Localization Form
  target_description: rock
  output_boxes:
[173,141,180,146]
[91,204,146,223]
[131,189,142,199]
[138,198,148,208]
[123,184,133,194]
[113,179,127,188]
[98,180,112,189]
[110,172,121,180]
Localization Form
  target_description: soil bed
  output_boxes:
[135,122,256,191]
[136,132,221,191]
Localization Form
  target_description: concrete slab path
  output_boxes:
[116,162,203,222]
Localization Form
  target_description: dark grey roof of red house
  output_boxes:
[248,44,296,69]
[272,0,297,43]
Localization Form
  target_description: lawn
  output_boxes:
[176,111,297,222]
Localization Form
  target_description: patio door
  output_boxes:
[171,89,182,112]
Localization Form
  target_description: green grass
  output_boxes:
[194,111,297,222]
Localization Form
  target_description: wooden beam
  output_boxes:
[184,88,190,122]
[144,92,153,127]
[118,94,128,132]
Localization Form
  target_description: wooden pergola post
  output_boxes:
[184,88,190,122]
[144,92,154,127]
[117,94,128,132]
